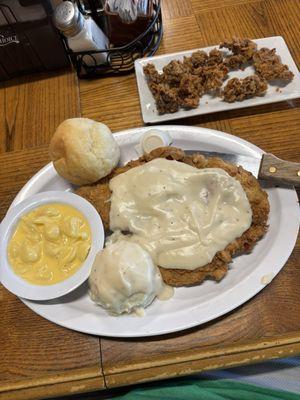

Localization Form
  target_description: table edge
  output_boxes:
[3,333,300,399]
[102,332,300,388]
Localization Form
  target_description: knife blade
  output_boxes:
[185,150,300,187]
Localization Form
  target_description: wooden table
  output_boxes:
[1,1,300,399]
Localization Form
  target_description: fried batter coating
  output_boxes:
[253,48,294,81]
[223,54,247,70]
[162,60,187,86]
[201,63,229,91]
[144,48,229,113]
[222,75,268,102]
[143,63,162,84]
[143,37,292,115]
[207,48,224,65]
[143,64,179,114]
[149,83,180,114]
[76,147,269,287]
[178,74,203,109]
[143,63,181,114]
[220,37,257,60]
[184,50,208,70]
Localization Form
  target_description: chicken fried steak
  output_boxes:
[76,147,269,287]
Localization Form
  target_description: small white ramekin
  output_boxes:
[135,129,173,155]
[0,191,104,300]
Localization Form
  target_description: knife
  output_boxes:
[185,150,300,187]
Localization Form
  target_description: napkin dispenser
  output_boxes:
[0,0,69,81]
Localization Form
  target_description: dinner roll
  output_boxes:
[49,118,120,185]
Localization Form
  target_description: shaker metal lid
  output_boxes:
[53,1,84,37]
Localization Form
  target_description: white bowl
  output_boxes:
[0,191,104,300]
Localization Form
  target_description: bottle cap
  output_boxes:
[53,1,84,38]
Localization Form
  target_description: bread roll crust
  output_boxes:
[49,118,120,185]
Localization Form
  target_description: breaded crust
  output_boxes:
[76,147,270,287]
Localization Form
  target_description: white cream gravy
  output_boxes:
[109,158,252,270]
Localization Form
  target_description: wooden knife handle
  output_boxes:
[259,153,300,186]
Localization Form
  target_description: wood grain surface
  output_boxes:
[0,0,300,398]
[0,73,105,399]
[80,0,300,391]
[100,240,300,387]
[0,71,79,154]
[259,153,300,186]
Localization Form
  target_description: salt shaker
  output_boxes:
[53,1,109,66]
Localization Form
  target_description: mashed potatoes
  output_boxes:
[89,239,166,315]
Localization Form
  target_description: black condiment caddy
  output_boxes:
[62,0,162,78]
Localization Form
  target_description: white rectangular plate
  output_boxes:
[135,36,300,123]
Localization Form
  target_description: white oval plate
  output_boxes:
[8,126,300,337]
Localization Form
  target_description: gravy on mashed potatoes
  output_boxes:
[89,239,172,315]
